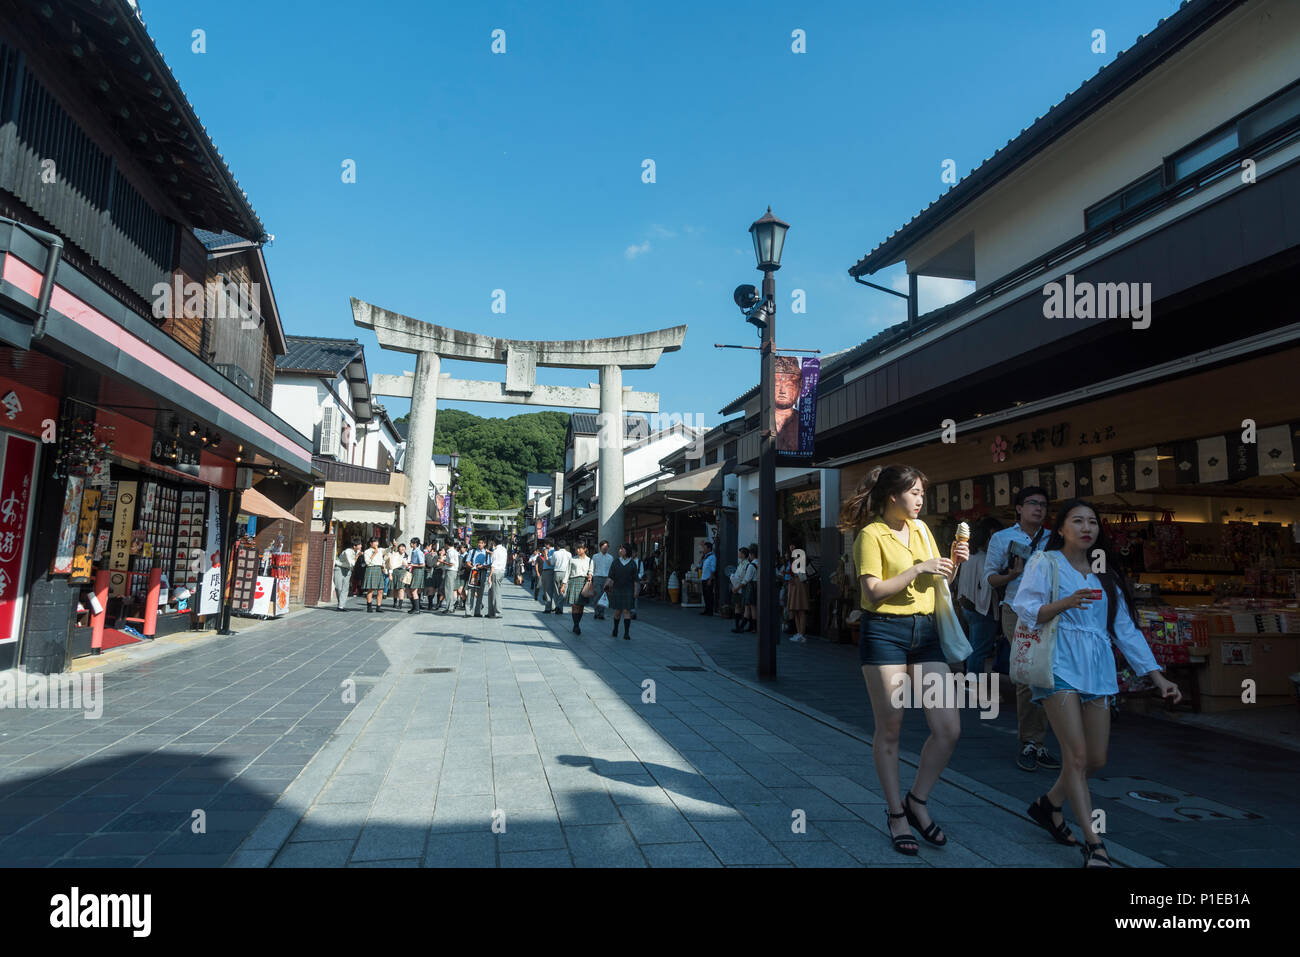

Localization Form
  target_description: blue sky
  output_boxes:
[143,0,1183,426]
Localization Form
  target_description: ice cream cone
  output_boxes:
[954,521,970,543]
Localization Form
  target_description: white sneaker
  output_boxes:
[789,633,802,642]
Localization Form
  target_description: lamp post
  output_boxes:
[448,451,460,545]
[743,206,788,679]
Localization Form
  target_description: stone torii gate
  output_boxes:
[456,508,521,534]
[351,298,686,549]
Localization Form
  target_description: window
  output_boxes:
[1170,127,1238,181]
[1240,82,1300,145]
[707,448,719,465]
[1085,169,1162,230]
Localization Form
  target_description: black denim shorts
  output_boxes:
[858,612,944,666]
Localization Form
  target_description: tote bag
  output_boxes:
[1008,552,1060,688]
[916,520,973,665]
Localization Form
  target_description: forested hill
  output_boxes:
[395,409,567,510]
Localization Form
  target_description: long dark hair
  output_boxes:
[1044,498,1136,643]
[838,465,928,532]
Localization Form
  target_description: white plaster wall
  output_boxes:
[905,0,1300,286]
[272,376,356,454]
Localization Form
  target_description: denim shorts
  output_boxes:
[858,612,944,666]
[1030,674,1110,706]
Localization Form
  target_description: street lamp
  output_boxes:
[740,206,788,679]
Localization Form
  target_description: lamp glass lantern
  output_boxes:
[449,452,460,471]
[748,206,789,271]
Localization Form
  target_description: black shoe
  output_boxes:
[1034,745,1061,770]
[612,625,620,637]
[1027,794,1078,846]
[903,792,946,847]
[366,605,374,614]
[887,810,918,856]
[474,613,483,618]
[573,625,581,635]
[1081,841,1112,868]
[1017,743,1039,772]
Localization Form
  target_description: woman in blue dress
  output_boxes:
[1012,499,1181,867]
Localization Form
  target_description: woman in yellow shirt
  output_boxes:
[841,464,968,857]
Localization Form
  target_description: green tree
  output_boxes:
[393,408,568,510]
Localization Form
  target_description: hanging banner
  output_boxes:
[441,490,453,527]
[70,487,102,583]
[1054,462,1077,498]
[1072,459,1093,496]
[957,479,974,511]
[1195,436,1228,484]
[1256,424,1295,476]
[1113,453,1136,492]
[108,480,138,598]
[993,473,1010,508]
[774,356,821,456]
[1134,447,1160,490]
[0,434,37,644]
[200,488,222,616]
[1092,456,1115,497]
[51,476,86,575]
[1224,432,1258,482]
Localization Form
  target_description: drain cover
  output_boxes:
[667,665,706,672]
[413,667,454,674]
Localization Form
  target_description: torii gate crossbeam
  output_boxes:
[352,298,685,549]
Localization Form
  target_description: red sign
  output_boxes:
[0,434,38,643]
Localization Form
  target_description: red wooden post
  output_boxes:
[90,570,110,655]
[143,567,162,638]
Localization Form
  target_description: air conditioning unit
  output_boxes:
[320,405,340,458]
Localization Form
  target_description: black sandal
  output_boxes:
[903,792,947,847]
[1028,794,1078,846]
[1081,841,1112,868]
[886,810,918,856]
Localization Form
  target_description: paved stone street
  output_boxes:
[629,597,1300,868]
[1,583,1292,867]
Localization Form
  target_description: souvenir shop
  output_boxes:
[58,405,241,653]
[832,347,1300,715]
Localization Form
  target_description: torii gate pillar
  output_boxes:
[598,364,624,548]
[404,351,439,543]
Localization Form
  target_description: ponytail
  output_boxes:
[838,464,928,532]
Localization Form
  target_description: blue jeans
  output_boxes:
[964,613,999,672]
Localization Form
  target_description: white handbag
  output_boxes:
[917,520,973,665]
[1009,552,1060,688]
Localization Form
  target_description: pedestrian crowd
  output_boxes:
[331,532,511,618]
[327,462,1182,868]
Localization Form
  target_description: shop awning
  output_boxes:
[240,486,302,523]
[332,503,399,526]
[325,472,409,505]
[624,462,726,510]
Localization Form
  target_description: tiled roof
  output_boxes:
[847,0,1241,277]
[276,336,364,375]
[569,413,651,436]
[193,229,256,251]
